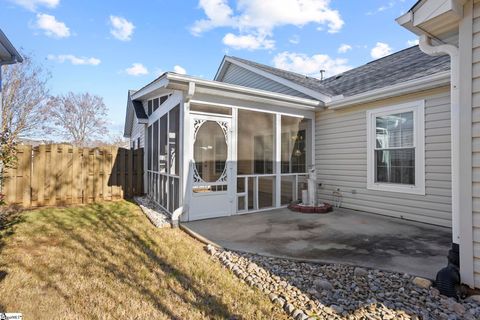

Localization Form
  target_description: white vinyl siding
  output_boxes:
[472,0,480,288]
[316,90,451,227]
[221,63,312,99]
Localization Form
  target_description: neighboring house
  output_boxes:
[395,0,480,293]
[0,28,23,128]
[122,1,478,290]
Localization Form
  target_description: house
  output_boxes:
[0,28,23,129]
[123,1,479,290]
[395,0,480,294]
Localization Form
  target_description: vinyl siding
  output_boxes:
[472,0,480,288]
[131,116,145,149]
[315,89,452,227]
[221,63,312,99]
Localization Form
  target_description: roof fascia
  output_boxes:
[214,55,228,81]
[131,76,169,100]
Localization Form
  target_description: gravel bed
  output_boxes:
[205,245,480,320]
[133,196,171,228]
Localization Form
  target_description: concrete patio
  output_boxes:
[183,208,452,279]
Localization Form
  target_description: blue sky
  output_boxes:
[0,0,419,137]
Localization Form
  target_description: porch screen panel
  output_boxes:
[258,176,275,209]
[281,116,308,174]
[169,105,180,175]
[147,125,152,171]
[153,121,159,172]
[237,109,275,175]
[160,115,168,173]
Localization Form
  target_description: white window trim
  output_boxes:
[366,100,425,195]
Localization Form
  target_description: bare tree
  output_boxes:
[46,92,109,146]
[1,55,50,140]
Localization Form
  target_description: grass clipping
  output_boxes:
[0,201,287,319]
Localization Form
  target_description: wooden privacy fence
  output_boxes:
[2,144,144,208]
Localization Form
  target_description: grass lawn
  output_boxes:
[0,201,288,320]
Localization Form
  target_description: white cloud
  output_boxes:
[173,65,187,75]
[192,0,344,50]
[407,39,419,46]
[289,35,300,44]
[338,44,352,54]
[47,54,101,66]
[367,0,405,15]
[9,0,59,11]
[35,13,70,38]
[222,33,274,50]
[273,51,352,78]
[125,63,148,76]
[109,15,135,41]
[371,42,392,59]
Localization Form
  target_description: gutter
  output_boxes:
[326,71,450,109]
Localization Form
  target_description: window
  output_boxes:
[367,101,425,195]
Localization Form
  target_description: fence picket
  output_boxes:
[1,145,143,208]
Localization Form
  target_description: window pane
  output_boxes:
[375,149,415,185]
[376,111,414,149]
[153,98,159,112]
[281,116,308,173]
[238,109,275,175]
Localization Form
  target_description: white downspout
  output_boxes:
[419,35,461,245]
[172,81,196,226]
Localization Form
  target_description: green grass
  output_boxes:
[0,201,288,319]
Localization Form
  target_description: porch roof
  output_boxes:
[0,28,23,64]
[131,72,323,110]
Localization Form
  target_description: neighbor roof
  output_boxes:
[226,45,450,98]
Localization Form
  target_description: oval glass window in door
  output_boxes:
[193,120,228,183]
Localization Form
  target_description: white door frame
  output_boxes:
[187,112,235,220]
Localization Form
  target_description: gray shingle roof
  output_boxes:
[227,46,450,98]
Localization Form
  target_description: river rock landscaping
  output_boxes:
[133,196,171,228]
[205,245,480,320]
